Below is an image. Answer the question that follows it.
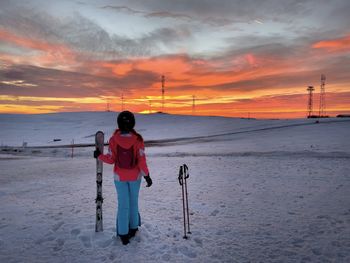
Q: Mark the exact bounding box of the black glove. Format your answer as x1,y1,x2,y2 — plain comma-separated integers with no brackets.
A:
144,175,152,187
93,148,101,159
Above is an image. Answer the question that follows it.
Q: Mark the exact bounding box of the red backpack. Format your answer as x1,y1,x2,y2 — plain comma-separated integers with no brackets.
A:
116,144,137,169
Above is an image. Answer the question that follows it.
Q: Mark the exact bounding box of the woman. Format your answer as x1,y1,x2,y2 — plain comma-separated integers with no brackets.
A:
94,111,152,245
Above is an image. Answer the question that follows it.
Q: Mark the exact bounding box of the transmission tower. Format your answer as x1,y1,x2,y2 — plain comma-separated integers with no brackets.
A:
161,75,165,112
192,95,196,115
319,74,326,117
121,92,125,111
307,86,315,118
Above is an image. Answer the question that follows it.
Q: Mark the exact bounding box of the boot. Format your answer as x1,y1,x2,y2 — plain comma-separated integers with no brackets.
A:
128,228,138,238
119,234,129,245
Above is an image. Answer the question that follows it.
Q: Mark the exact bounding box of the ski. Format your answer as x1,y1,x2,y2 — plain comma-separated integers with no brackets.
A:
95,131,104,232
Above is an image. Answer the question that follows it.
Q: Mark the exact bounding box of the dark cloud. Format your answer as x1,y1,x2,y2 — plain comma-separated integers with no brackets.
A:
0,64,158,97
121,0,312,22
145,11,192,20
101,4,233,26
100,5,145,16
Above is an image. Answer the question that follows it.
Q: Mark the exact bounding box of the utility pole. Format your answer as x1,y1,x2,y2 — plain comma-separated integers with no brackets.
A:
106,99,110,112
161,75,165,112
192,95,196,115
121,92,125,111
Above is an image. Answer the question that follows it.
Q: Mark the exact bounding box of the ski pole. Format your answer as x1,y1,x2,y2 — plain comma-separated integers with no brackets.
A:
178,165,187,239
183,164,191,234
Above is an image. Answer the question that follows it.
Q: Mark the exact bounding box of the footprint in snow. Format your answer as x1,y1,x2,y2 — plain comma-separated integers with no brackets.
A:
35,234,56,245
52,221,65,232
311,248,322,256
79,235,92,248
331,241,341,247
96,237,113,248
161,253,171,261
53,238,65,252
194,237,203,247
210,210,219,216
336,184,343,190
71,228,81,236
179,245,197,258
291,238,305,248
144,223,152,230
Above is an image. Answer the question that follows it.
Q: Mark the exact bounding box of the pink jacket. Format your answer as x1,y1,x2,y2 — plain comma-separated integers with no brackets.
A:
98,130,149,181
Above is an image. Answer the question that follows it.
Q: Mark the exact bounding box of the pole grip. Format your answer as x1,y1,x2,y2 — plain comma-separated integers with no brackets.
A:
178,165,183,185
183,164,189,179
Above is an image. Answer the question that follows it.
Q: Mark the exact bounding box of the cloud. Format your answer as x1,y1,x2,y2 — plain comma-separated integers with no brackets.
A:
114,0,314,23
145,11,192,20
0,28,78,69
0,7,194,60
100,5,145,15
101,4,234,26
0,64,158,98
0,80,37,87
0,0,349,116
101,5,192,21
312,34,350,52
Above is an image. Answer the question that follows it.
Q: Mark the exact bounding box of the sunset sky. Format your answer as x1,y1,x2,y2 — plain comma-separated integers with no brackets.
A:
1,0,350,118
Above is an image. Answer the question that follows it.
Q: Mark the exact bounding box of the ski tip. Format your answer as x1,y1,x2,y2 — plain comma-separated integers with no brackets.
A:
95,130,104,136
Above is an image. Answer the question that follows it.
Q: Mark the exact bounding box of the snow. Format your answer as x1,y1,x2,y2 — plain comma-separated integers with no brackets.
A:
0,112,330,147
0,112,350,262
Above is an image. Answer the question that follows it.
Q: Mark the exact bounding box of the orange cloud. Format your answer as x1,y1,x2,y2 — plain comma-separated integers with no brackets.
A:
312,35,350,52
2,28,350,118
100,51,296,94
0,29,77,69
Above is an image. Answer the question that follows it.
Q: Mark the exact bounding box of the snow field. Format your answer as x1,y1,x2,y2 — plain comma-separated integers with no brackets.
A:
0,152,349,262
0,113,350,262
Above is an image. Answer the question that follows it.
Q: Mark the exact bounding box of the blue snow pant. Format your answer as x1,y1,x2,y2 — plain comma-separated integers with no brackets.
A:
114,179,141,235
